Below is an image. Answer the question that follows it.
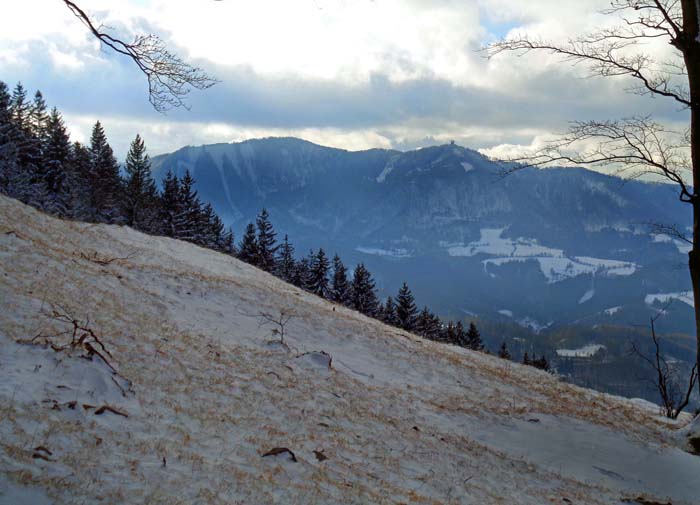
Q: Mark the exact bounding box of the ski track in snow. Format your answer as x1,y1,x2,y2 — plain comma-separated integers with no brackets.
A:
0,195,698,505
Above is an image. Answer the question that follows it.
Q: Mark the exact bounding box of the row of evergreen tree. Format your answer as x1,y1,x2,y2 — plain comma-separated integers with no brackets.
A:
234,208,486,349
0,80,556,364
0,81,234,255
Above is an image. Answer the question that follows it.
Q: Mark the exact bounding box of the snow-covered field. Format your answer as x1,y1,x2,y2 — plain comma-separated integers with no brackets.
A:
556,344,606,358
645,291,695,308
447,228,639,283
1,195,699,504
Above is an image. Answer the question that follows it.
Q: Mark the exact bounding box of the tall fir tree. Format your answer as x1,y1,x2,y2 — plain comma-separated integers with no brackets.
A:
0,81,19,195
395,282,418,331
30,91,49,148
175,170,202,243
381,296,398,326
237,222,258,264
9,83,42,204
292,255,311,289
41,108,71,215
498,342,511,360
308,248,330,298
255,208,277,271
275,234,296,282
159,170,181,237
89,121,123,223
465,322,484,351
123,134,158,232
415,306,441,341
66,141,92,220
330,254,350,305
350,263,379,317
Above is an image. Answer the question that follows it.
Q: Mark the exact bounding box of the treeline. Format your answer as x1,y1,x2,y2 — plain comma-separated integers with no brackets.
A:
0,80,496,354
235,208,486,349
0,81,234,254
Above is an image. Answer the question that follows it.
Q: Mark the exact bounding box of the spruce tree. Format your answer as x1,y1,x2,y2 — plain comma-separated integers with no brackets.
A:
0,81,19,195
292,255,311,289
522,352,531,366
159,170,180,237
454,321,468,347
237,222,258,264
174,170,202,243
415,307,442,341
395,282,418,331
498,342,511,360
89,121,123,223
9,83,42,204
30,91,49,148
308,248,330,298
41,107,71,215
275,234,296,282
350,263,379,317
330,254,350,305
255,208,277,271
66,141,92,220
465,322,484,351
443,321,457,345
381,296,398,326
123,134,158,232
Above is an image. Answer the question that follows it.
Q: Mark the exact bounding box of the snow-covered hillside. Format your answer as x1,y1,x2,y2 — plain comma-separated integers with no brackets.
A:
1,195,699,504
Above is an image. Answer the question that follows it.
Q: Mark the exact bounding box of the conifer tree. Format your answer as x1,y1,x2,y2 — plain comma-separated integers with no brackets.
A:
255,208,277,272
123,134,158,231
498,342,511,360
275,234,296,282
454,321,468,347
41,107,71,215
0,81,20,195
30,91,49,148
330,254,350,305
237,222,258,264
308,248,330,298
465,322,484,351
292,255,311,289
159,170,180,237
350,263,379,317
522,352,531,366
395,282,418,331
9,83,42,204
89,121,123,223
175,170,202,243
381,296,398,326
66,141,92,220
443,321,457,345
200,202,223,249
417,308,442,341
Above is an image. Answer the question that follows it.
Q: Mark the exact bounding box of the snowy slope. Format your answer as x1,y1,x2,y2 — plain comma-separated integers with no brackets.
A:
1,195,699,505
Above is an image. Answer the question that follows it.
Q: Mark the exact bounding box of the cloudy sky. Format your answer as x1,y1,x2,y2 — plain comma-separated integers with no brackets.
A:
0,0,689,159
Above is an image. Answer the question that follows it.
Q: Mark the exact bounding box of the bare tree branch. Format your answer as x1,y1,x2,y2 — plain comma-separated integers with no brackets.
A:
61,0,217,112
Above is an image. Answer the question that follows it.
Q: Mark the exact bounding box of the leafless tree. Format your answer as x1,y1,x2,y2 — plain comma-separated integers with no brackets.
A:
60,0,217,112
257,309,296,346
630,310,697,419
487,0,700,396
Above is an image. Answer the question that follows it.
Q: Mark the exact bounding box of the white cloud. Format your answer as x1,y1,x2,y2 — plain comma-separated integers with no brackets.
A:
0,0,691,160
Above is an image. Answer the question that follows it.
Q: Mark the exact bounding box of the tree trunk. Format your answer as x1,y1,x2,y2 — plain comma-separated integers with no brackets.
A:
682,0,700,395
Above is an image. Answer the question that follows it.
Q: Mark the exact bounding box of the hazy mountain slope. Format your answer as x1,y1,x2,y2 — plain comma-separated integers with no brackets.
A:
1,195,698,504
151,138,694,339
